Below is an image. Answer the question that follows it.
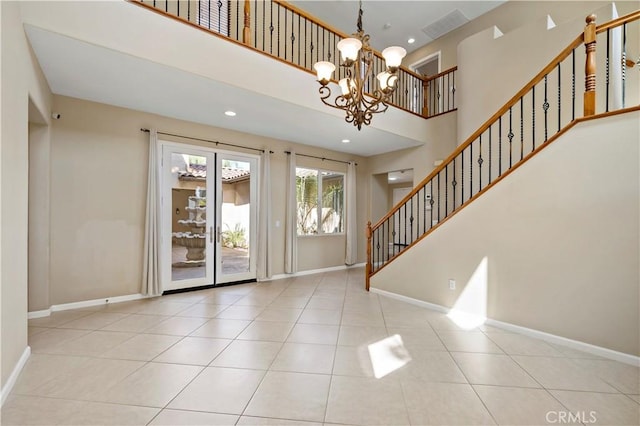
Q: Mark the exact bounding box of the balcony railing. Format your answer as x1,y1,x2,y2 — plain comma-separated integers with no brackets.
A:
366,11,640,288
130,0,457,119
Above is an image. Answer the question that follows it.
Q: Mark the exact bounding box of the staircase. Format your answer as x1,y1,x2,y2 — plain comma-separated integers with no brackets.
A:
366,10,640,289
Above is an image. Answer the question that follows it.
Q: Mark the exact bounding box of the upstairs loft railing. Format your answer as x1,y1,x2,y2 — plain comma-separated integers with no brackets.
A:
129,0,457,119
366,11,640,289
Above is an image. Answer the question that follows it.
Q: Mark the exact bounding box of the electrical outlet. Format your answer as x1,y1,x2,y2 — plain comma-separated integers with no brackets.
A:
449,279,456,290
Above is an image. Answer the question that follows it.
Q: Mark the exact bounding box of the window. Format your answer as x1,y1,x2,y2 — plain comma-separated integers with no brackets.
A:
296,167,344,235
198,0,229,36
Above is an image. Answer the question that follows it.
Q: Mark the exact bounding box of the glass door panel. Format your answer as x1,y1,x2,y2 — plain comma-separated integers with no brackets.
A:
217,154,257,283
163,146,215,291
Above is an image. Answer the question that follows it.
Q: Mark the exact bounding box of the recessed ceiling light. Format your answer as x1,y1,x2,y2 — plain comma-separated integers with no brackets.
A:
341,139,350,143
407,38,415,44
388,176,398,181
224,111,236,117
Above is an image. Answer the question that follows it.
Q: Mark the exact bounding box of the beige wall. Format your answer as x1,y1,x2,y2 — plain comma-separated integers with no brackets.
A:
1,1,53,389
404,1,630,71
456,3,633,144
49,95,368,305
28,121,52,312
367,111,457,223
371,111,640,356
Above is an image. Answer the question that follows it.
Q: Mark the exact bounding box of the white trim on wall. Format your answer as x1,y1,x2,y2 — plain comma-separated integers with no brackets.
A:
370,287,640,367
1,346,31,406
27,293,151,319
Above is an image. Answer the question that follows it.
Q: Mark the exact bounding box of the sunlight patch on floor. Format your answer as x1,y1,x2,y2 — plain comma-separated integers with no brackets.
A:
367,334,411,379
447,256,488,330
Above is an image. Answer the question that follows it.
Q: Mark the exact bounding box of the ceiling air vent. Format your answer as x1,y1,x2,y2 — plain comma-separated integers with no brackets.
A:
421,9,469,40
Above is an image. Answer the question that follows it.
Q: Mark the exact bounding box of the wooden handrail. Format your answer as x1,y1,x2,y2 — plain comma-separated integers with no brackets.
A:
424,66,458,83
369,105,640,278
371,33,584,230
128,0,431,117
596,9,640,33
368,10,640,284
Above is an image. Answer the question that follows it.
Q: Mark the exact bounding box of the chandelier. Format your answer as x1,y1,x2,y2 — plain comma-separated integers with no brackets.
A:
313,1,406,130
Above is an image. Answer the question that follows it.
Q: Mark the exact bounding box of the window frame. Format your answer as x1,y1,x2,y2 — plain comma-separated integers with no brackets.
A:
295,167,345,237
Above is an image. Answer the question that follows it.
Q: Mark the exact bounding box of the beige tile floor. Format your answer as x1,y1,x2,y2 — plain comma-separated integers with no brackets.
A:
3,268,639,425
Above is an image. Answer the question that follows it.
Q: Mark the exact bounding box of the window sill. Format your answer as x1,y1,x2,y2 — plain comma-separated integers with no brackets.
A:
297,233,345,238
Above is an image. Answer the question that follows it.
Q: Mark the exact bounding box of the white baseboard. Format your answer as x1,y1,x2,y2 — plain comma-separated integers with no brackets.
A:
27,293,150,319
1,346,31,406
370,287,640,367
264,262,366,282
370,287,449,314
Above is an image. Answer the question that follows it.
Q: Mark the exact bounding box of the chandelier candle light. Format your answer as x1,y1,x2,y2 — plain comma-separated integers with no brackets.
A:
313,1,406,130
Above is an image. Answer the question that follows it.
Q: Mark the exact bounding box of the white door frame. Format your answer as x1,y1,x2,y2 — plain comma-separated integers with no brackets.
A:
159,141,260,291
409,51,442,114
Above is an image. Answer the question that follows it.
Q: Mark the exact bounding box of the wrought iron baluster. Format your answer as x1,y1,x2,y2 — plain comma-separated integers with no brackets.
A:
452,158,457,211
508,107,514,168
297,15,301,67
207,0,211,29
622,23,627,107
269,1,273,54
452,70,456,109
252,0,256,46
606,29,610,112
290,11,296,63
176,0,179,18
277,3,281,58
469,141,473,199
520,97,524,161
532,85,536,150
429,180,434,228
478,134,483,193
445,164,448,216
385,219,393,260
187,0,190,21
403,204,407,248
220,0,224,34
557,63,561,133
284,6,287,60
543,74,549,141
488,126,492,184
461,150,465,203
572,49,576,120
375,227,379,271
437,172,441,222
499,116,503,176
422,186,427,234
410,197,414,244
262,1,265,51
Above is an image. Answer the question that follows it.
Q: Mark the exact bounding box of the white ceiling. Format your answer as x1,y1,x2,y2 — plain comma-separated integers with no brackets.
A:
22,1,504,158
25,25,425,157
290,1,504,53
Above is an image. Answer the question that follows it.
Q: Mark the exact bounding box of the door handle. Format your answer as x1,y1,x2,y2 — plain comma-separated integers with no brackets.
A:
210,226,214,244
216,226,221,243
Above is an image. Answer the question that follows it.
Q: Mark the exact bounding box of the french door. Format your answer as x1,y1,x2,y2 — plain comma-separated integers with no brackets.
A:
161,142,258,291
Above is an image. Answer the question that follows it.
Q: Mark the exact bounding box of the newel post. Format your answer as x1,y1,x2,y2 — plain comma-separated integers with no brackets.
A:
365,221,372,291
243,1,251,46
422,79,429,117
583,14,597,116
